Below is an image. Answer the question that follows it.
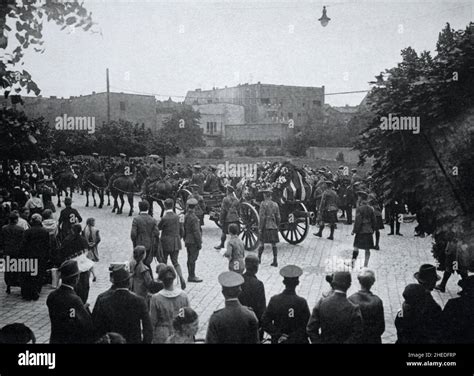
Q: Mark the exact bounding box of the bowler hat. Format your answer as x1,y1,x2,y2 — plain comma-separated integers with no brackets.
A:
218,271,244,288
112,268,131,284
414,264,440,283
59,260,80,279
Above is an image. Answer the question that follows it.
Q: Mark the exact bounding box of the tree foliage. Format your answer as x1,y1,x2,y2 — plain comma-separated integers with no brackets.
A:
1,0,95,96
157,108,205,151
355,23,474,253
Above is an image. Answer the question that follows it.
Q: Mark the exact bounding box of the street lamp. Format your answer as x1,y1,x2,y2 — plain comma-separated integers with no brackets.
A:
318,6,330,27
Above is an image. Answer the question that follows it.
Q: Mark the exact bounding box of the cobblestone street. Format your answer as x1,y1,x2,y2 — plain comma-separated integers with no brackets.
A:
0,194,462,343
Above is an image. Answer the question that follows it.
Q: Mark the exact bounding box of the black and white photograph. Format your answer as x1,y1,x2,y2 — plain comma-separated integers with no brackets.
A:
0,0,473,373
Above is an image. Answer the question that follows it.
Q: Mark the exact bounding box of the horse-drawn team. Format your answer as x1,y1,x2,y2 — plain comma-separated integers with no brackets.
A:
0,152,387,257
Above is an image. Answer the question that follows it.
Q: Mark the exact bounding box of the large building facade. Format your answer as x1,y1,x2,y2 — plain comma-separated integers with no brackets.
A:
1,92,158,132
185,82,325,141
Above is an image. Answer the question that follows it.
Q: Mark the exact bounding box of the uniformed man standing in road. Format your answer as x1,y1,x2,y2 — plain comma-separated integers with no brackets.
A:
188,184,205,226
314,180,338,240
190,164,205,194
257,188,281,267
206,271,259,344
261,265,310,344
184,198,203,283
215,185,240,250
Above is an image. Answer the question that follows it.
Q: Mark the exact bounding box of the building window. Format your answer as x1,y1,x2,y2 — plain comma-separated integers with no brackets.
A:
120,101,126,111
206,122,210,133
261,98,270,105
313,100,321,106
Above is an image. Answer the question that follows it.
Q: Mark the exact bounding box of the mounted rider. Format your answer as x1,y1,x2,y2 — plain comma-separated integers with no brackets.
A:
147,154,164,181
53,151,73,179
204,165,221,193
190,164,205,194
108,153,131,190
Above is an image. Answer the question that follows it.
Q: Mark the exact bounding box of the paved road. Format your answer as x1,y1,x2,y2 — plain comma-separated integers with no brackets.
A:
0,194,461,343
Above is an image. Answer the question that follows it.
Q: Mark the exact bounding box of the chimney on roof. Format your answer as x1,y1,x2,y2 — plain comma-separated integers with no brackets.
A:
92,91,96,94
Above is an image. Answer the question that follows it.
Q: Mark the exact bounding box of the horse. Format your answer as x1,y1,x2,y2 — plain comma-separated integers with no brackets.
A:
109,172,144,216
54,170,77,207
142,173,183,217
83,171,107,208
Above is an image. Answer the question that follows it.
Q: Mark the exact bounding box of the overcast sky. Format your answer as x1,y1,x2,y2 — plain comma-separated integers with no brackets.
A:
15,0,474,106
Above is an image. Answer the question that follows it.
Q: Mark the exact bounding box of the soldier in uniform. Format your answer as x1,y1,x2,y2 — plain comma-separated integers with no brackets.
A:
257,189,281,267
261,265,310,344
188,184,205,226
148,155,163,180
190,164,205,194
184,198,203,283
206,271,259,344
54,151,71,179
204,165,221,193
215,186,240,250
314,180,338,240
108,153,130,191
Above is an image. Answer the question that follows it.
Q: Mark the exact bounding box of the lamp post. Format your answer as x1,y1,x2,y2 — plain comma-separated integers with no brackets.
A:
319,6,331,27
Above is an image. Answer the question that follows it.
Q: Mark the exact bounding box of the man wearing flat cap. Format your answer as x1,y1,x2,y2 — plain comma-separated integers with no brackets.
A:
307,271,363,343
215,185,240,250
46,260,93,344
314,180,338,240
92,267,152,344
261,265,310,344
184,198,203,282
206,271,259,343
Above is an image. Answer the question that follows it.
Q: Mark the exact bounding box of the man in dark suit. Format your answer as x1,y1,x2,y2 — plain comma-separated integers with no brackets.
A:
92,268,152,344
238,254,266,339
261,265,310,344
184,198,202,283
348,268,385,343
131,200,160,269
158,198,186,289
46,260,93,344
206,271,259,344
307,271,363,343
442,276,474,343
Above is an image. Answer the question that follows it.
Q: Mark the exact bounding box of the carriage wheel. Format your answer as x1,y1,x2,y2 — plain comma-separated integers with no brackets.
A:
280,202,309,245
175,189,191,214
239,202,260,251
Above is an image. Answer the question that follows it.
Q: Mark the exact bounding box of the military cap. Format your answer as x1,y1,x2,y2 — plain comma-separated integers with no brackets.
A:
193,164,201,169
338,165,344,170
108,262,128,272
119,153,127,158
59,151,66,156
149,154,159,159
186,198,198,206
280,265,303,278
92,152,99,157
351,168,357,172
324,180,334,186
258,188,272,194
317,169,326,173
218,271,244,288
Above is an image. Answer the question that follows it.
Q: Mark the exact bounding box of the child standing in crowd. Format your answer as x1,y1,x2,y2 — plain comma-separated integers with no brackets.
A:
222,223,245,274
83,218,101,282
129,245,154,303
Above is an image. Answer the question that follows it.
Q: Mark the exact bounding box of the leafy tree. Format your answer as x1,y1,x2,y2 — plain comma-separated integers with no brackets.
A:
157,108,205,151
0,108,52,162
1,0,95,96
355,23,474,264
